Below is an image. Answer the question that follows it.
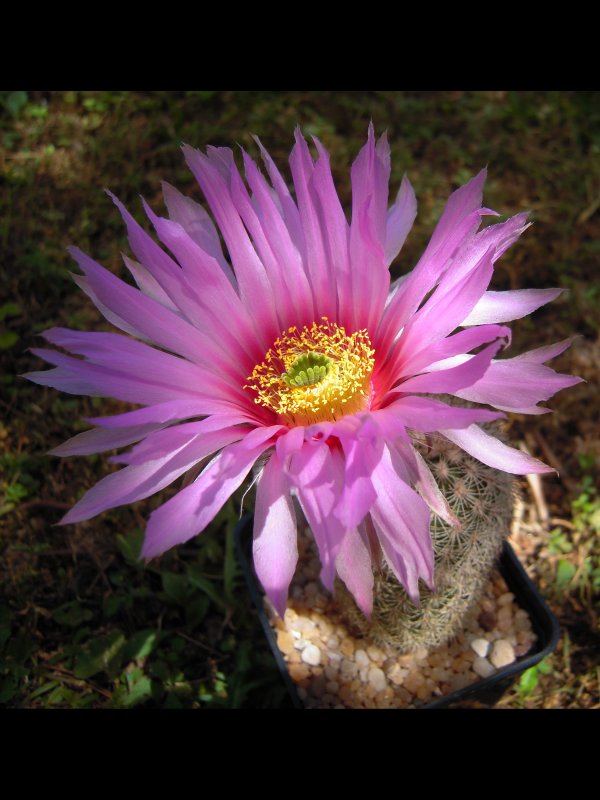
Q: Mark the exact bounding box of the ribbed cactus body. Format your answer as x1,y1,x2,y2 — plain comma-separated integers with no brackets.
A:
336,430,515,652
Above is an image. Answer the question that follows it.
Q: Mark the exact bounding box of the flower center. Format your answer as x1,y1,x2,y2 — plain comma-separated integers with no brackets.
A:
246,317,375,425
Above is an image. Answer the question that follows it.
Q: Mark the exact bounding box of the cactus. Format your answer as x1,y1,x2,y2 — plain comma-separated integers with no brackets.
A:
335,427,515,652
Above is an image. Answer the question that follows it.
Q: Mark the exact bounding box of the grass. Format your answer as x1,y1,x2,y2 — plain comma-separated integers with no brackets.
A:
0,91,598,708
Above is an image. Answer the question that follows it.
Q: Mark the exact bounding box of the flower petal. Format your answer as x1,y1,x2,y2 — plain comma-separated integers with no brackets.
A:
60,423,248,525
141,426,283,559
334,415,384,528
440,424,554,474
335,525,374,618
369,445,434,603
253,451,298,617
385,174,417,267
161,180,234,284
378,396,505,432
49,422,167,457
462,288,563,326
288,441,347,591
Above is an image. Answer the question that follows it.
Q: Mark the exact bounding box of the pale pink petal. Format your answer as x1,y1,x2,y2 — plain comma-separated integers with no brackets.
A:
40,327,247,405
369,446,434,603
85,400,232,428
440,425,554,474
389,339,503,397
228,160,298,327
289,129,336,319
349,126,390,331
107,192,210,328
252,135,304,255
49,422,167,457
333,415,384,528
114,417,253,465
399,323,511,377
392,439,460,527
253,451,298,617
275,425,306,464
143,205,263,366
242,149,314,326
60,424,247,525
378,396,505,432
455,356,583,410
311,137,352,324
28,347,242,413
462,288,563,326
288,441,347,591
377,168,490,349
508,336,579,364
122,255,180,312
335,526,374,618
350,123,390,247
68,247,237,373
385,174,417,266
161,180,235,284
141,426,282,559
183,144,279,349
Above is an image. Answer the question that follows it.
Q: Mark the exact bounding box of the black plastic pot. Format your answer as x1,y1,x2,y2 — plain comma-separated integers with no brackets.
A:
234,513,560,709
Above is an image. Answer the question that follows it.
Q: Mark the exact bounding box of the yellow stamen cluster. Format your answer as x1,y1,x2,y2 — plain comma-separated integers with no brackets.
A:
246,317,375,425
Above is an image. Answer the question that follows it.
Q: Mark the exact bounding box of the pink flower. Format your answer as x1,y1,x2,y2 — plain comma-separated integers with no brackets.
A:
26,126,581,618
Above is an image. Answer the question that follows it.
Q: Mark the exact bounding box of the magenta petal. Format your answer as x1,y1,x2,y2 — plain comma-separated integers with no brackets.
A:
391,339,503,397
508,336,579,364
385,174,417,266
334,416,384,528
399,324,511,377
252,135,304,255
242,149,315,326
182,144,279,348
114,417,252,465
440,425,554,474
141,426,282,559
253,451,298,617
68,247,234,372
392,439,460,527
462,288,563,326
369,446,434,603
123,255,179,312
379,396,505,432
85,400,222,428
335,527,374,618
161,180,234,284
289,129,336,320
310,137,352,323
455,354,583,411
275,425,306,464
49,422,167,457
60,423,248,525
288,441,346,591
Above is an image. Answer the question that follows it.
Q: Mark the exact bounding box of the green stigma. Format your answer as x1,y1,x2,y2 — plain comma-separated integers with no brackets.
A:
282,351,332,387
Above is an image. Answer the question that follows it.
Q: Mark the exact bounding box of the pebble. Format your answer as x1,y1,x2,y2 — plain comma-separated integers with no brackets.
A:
340,638,355,657
489,639,516,668
270,525,538,709
470,638,490,658
472,657,495,678
277,630,294,655
355,649,369,669
301,644,321,666
368,666,387,692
